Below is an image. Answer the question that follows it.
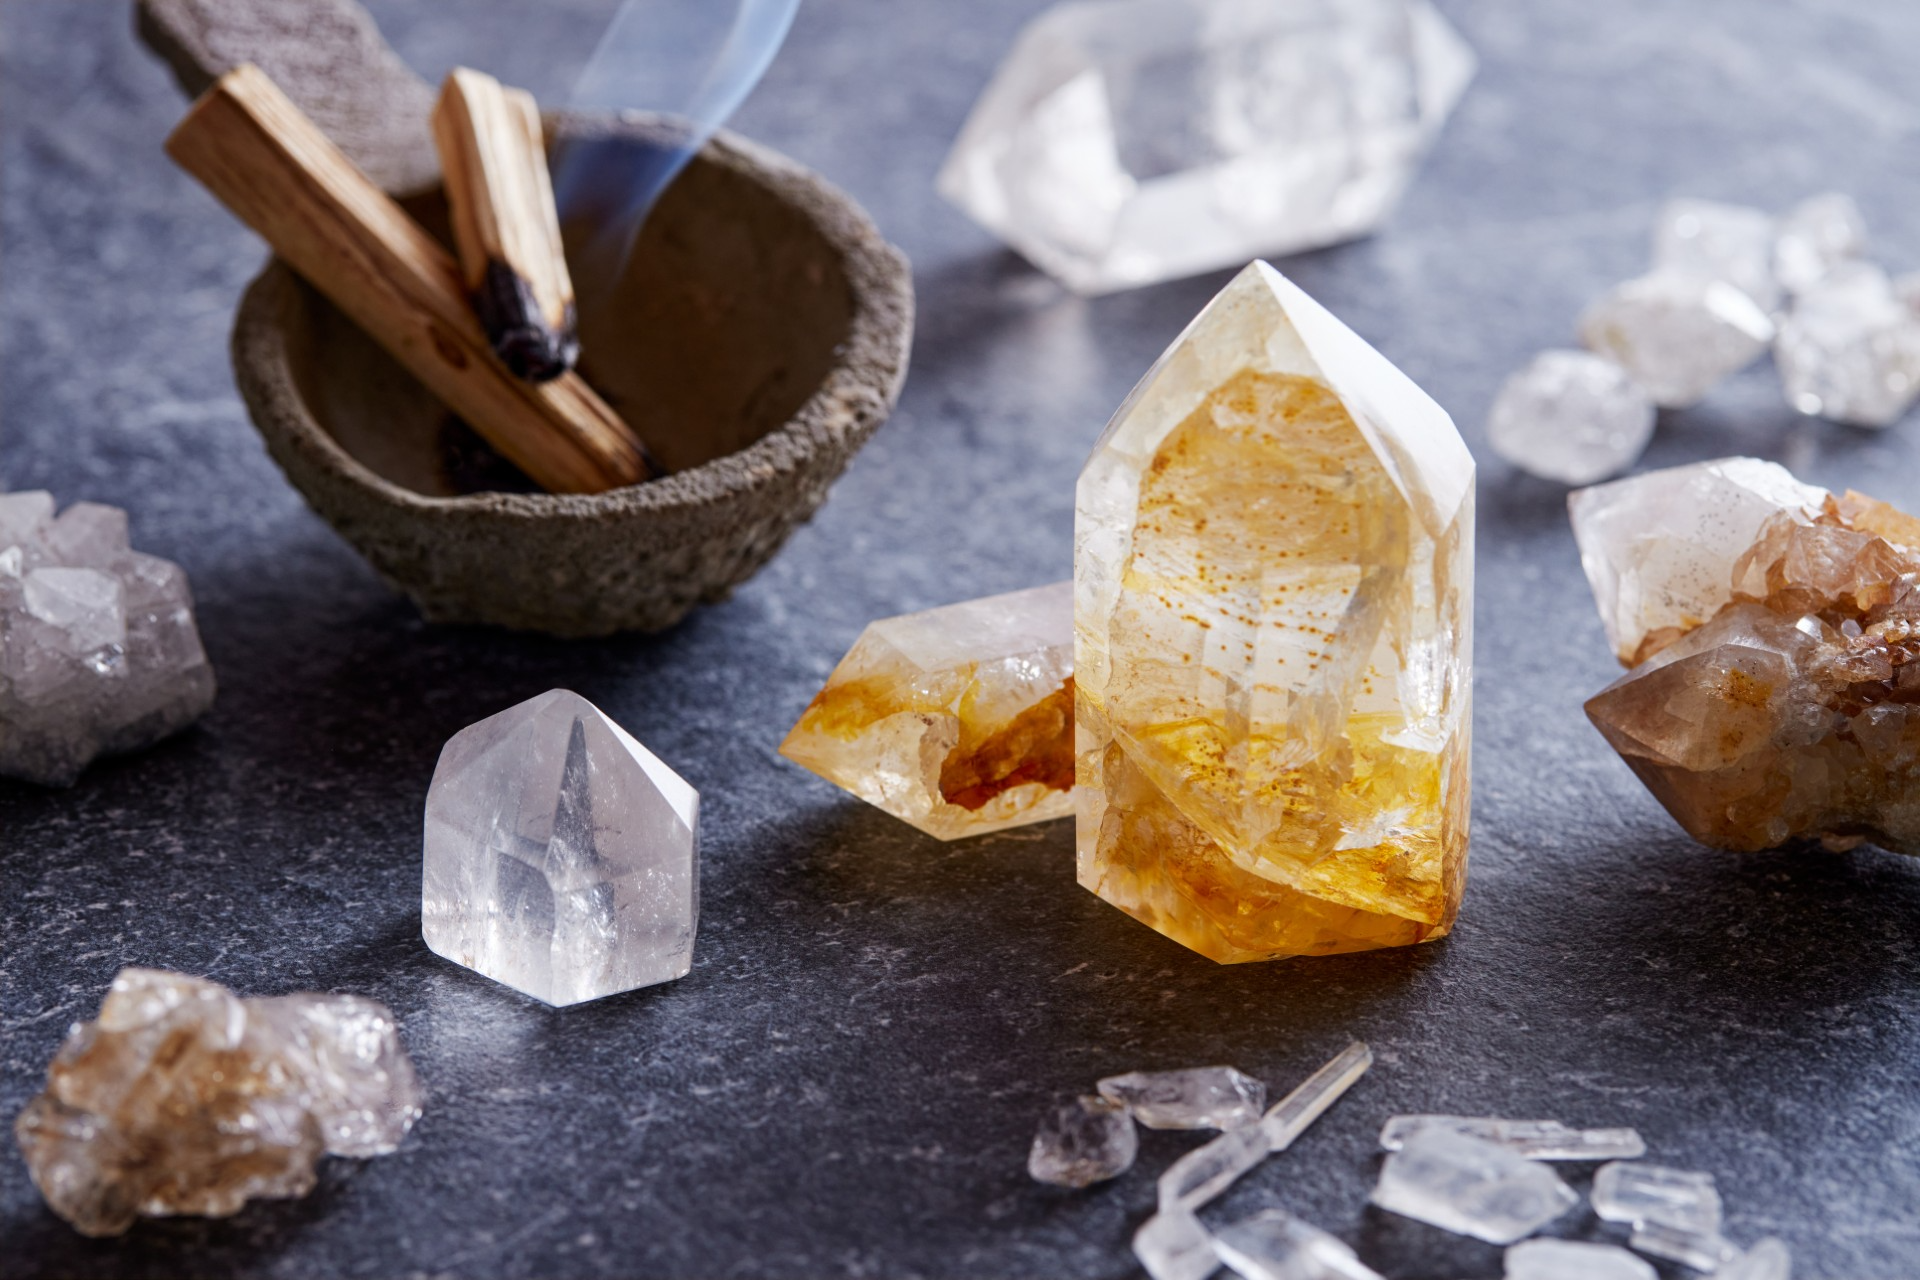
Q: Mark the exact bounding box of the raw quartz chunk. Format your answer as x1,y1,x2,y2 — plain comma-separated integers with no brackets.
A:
1097,1066,1265,1130
1486,350,1656,485
1577,271,1774,408
1075,262,1473,965
1717,1238,1794,1280
1214,1207,1385,1280
1774,262,1920,428
1369,1128,1577,1244
1135,1207,1220,1280
1629,1221,1741,1271
1379,1115,1645,1161
0,491,215,786
1592,1161,1722,1234
1028,1095,1138,1187
1653,198,1780,311
1773,192,1868,297
780,582,1073,840
1504,1239,1655,1280
13,968,420,1237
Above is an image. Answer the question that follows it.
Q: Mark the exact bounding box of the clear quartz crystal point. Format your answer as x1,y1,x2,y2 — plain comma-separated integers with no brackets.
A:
1263,1041,1373,1152
1075,262,1473,963
780,582,1073,840
1577,271,1775,408
1774,262,1920,428
1135,1207,1221,1280
1158,1122,1271,1211
1716,1238,1793,1280
1097,1066,1266,1130
1654,198,1780,310
422,689,699,1007
1379,1115,1646,1160
0,491,216,786
937,0,1475,294
1504,1239,1656,1280
1568,457,1829,666
1486,350,1656,485
1028,1094,1138,1186
1774,192,1867,297
1628,1221,1741,1271
1592,1162,1722,1234
1214,1207,1385,1280
1369,1128,1578,1244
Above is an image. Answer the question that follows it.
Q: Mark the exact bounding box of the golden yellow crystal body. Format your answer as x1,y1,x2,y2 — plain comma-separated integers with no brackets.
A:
1074,263,1474,963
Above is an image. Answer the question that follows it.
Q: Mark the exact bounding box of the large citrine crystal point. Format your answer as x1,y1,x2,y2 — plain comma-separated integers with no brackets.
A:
1074,262,1474,964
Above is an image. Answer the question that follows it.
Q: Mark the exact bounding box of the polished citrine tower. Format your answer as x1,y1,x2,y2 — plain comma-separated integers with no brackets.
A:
1075,262,1473,962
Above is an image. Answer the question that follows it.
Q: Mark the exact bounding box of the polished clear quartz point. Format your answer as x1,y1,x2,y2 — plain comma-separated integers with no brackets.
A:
1487,350,1655,485
1097,1066,1265,1130
1028,1094,1138,1186
938,0,1474,294
1158,1122,1270,1212
1775,262,1920,428
1592,1161,1721,1234
1263,1041,1373,1152
1214,1208,1384,1280
1774,192,1867,296
1578,271,1774,408
1379,1115,1645,1161
422,689,700,1006
1370,1128,1578,1244
1715,1239,1793,1280
1654,198,1780,310
1628,1220,1741,1271
1504,1239,1656,1280
1135,1207,1221,1280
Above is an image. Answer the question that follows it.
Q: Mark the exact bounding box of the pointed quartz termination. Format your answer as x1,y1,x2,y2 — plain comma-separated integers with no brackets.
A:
1578,271,1774,409
1629,1221,1741,1271
1370,1128,1578,1244
1214,1208,1385,1280
13,968,420,1237
1097,1066,1265,1130
1774,262,1920,428
937,0,1475,294
1075,262,1473,963
1379,1115,1646,1161
1716,1239,1794,1280
1486,350,1655,486
1505,1239,1655,1280
780,582,1074,840
422,689,699,1006
1654,198,1780,311
1135,1207,1220,1280
1028,1095,1138,1187
1592,1162,1721,1234
1263,1040,1373,1152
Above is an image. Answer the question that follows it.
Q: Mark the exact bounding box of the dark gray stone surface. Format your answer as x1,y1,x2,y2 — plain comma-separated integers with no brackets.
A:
4,1,1919,1276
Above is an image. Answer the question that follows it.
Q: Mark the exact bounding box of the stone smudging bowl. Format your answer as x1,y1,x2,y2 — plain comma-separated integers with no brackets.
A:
229,122,912,635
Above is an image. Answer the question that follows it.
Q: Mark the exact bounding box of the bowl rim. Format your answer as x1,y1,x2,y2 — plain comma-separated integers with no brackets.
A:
232,119,913,524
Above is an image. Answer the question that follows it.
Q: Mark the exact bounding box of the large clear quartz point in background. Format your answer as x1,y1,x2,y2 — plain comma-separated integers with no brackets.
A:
1653,198,1780,311
0,491,216,786
1486,349,1656,485
1504,1239,1655,1280
423,689,699,1006
1214,1207,1385,1280
1369,1128,1577,1243
780,582,1073,840
1028,1094,1138,1186
1075,262,1473,964
13,968,420,1237
1379,1115,1645,1160
937,0,1475,294
1097,1065,1265,1130
1577,272,1774,408
1774,262,1920,428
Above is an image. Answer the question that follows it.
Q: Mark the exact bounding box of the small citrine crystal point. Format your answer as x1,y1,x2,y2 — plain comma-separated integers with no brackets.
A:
1074,262,1473,963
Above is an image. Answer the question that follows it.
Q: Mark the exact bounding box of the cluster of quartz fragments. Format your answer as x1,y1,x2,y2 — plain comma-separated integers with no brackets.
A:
1573,457,1920,854
1491,193,1920,485
938,0,1474,294
0,491,216,786
14,968,421,1237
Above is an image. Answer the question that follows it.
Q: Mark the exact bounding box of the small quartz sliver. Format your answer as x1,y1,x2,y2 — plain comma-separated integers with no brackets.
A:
1628,1220,1742,1271
1370,1128,1578,1244
1214,1207,1385,1280
1380,1115,1646,1161
1265,1041,1374,1152
1134,1206,1219,1280
1097,1066,1265,1131
1592,1161,1721,1234
1028,1095,1137,1188
1157,1124,1270,1213
1504,1239,1655,1280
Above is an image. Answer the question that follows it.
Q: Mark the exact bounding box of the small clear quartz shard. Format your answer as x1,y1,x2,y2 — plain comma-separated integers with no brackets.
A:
1264,1041,1373,1152
1379,1115,1646,1160
422,689,699,1007
780,582,1073,840
1654,198,1780,310
937,0,1475,294
1628,1221,1741,1271
1592,1161,1721,1233
1158,1121,1270,1212
12,968,421,1238
1774,192,1867,296
1774,262,1920,428
1028,1094,1138,1187
1578,271,1774,408
1369,1129,1578,1244
1096,1065,1265,1130
1716,1238,1793,1280
1135,1207,1221,1280
1504,1239,1655,1280
1214,1208,1385,1280
0,491,216,786
1487,350,1656,485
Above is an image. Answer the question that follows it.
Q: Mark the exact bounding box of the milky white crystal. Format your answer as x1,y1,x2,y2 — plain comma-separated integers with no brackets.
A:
1486,350,1656,485
937,0,1475,294
1028,1094,1138,1186
780,582,1073,840
1097,1065,1265,1130
1592,1161,1721,1234
1653,198,1780,310
422,689,699,1006
1076,262,1472,964
1774,262,1920,428
1370,1128,1577,1244
1504,1239,1655,1280
1214,1208,1385,1280
1135,1207,1221,1280
1379,1115,1645,1161
1578,272,1774,408
0,491,215,786
1568,457,1828,665
1773,192,1867,297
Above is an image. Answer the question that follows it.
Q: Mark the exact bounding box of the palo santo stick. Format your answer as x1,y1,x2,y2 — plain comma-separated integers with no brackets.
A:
168,64,648,493
432,68,579,382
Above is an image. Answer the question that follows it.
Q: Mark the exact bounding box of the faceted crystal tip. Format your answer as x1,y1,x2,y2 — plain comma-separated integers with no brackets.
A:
1096,1065,1265,1131
423,689,699,1007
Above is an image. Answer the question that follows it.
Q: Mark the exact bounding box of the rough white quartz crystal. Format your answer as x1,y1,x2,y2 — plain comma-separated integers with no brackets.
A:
1774,262,1920,428
1028,1095,1138,1186
1370,1128,1577,1244
1577,271,1774,408
1654,198,1780,310
1380,1115,1645,1161
1567,457,1828,665
937,0,1474,294
1592,1161,1722,1233
1486,350,1657,484
1504,1239,1655,1280
1214,1208,1384,1280
1774,192,1867,297
1098,1066,1265,1130
0,491,215,786
1135,1207,1220,1280
422,689,699,1006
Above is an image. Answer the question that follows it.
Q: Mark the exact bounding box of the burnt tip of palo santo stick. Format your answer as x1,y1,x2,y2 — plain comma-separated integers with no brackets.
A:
433,68,579,383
